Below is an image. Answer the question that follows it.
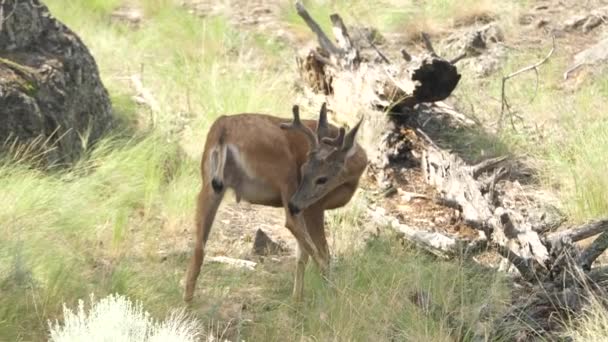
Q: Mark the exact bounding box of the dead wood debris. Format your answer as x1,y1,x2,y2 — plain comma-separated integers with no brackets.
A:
293,0,461,129
291,1,608,338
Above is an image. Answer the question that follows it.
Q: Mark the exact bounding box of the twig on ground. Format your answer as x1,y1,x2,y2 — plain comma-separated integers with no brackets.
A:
207,256,257,270
500,34,555,130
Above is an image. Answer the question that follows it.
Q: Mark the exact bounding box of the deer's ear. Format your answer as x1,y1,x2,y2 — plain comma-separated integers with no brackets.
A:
341,118,362,155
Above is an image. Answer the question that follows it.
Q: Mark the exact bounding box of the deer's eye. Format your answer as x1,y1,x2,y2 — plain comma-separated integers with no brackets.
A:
315,177,328,185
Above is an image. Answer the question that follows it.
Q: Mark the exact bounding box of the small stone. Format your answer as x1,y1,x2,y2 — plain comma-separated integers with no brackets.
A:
252,229,285,256
536,18,550,28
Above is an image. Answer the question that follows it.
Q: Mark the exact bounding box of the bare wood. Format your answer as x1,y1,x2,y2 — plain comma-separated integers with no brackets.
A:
493,243,538,281
207,256,257,270
547,219,608,243
419,129,550,280
449,52,467,65
183,102,368,303
470,155,508,179
312,49,336,68
329,14,354,51
329,14,360,68
579,231,608,270
482,166,509,203
400,48,412,62
421,32,437,56
369,38,391,64
368,206,485,259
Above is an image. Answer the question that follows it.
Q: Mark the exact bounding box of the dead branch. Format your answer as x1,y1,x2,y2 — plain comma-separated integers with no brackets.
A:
312,49,336,68
471,155,509,179
295,0,341,56
294,1,461,123
449,52,467,65
547,219,608,243
329,14,360,68
421,32,437,57
370,39,391,64
367,206,484,259
400,48,412,62
579,231,608,270
500,34,555,129
493,243,539,281
482,166,509,204
329,14,354,51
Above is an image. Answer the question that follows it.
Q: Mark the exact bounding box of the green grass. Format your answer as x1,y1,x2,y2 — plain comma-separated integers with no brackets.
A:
3,0,608,340
280,0,509,42
246,238,509,341
0,133,196,340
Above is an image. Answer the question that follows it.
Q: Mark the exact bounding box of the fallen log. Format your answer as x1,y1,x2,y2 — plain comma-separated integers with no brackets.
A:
418,134,554,281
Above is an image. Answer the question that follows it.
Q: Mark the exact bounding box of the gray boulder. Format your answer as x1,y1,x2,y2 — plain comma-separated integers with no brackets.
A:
0,0,113,165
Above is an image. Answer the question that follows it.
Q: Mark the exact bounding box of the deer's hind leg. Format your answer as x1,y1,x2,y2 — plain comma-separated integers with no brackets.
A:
184,184,225,302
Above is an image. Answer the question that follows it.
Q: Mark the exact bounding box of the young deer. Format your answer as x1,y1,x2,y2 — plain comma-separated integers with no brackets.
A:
184,103,367,302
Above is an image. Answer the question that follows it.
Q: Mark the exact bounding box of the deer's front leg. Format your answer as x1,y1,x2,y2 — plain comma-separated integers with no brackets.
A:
292,242,309,302
281,177,326,270
302,205,329,275
284,206,326,274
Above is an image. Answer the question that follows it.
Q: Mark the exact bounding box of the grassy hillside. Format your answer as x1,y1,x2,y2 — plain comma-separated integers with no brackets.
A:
1,0,608,341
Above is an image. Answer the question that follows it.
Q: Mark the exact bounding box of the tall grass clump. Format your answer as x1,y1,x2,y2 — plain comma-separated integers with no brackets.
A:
0,133,198,340
566,297,608,342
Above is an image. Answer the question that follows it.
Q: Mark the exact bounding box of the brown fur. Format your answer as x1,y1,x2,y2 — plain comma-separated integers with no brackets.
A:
184,110,367,303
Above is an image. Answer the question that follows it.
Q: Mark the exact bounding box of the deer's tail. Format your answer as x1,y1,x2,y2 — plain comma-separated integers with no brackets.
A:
209,127,227,193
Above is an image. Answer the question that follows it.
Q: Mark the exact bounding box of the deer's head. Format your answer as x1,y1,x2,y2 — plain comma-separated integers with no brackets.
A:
280,103,362,215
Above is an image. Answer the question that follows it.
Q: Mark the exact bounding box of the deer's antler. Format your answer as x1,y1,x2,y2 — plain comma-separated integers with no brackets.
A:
281,105,319,149
316,102,331,141
321,127,345,147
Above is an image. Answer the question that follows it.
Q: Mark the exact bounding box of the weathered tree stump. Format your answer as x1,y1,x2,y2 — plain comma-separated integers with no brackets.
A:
293,0,461,129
